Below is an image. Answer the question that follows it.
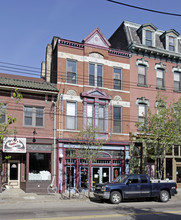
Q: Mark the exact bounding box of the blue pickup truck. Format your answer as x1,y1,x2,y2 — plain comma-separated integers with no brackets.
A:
94,174,177,204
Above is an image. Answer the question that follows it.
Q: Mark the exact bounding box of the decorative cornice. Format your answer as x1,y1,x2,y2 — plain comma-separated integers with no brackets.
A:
108,49,130,58
58,39,130,58
58,39,84,49
129,43,181,62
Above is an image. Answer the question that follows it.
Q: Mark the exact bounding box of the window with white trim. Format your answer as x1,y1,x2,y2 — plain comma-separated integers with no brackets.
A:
0,104,6,124
24,106,44,127
169,36,175,52
138,65,146,86
113,106,122,133
66,102,76,130
98,105,105,131
138,104,147,130
113,68,122,90
174,71,181,91
87,104,94,128
156,68,165,88
67,60,77,84
89,63,103,87
145,30,152,46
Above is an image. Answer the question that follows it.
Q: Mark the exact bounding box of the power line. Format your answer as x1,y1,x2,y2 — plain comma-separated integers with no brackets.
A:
107,0,181,17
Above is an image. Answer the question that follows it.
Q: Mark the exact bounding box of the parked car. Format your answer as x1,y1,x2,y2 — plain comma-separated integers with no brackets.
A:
94,174,177,204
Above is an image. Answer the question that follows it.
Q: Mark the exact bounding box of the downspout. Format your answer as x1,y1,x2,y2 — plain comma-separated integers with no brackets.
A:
51,101,56,187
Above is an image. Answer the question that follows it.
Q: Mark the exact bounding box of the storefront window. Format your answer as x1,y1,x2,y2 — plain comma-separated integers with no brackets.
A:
166,146,173,155
66,166,75,189
174,146,179,156
29,153,51,181
113,167,120,179
166,158,172,180
92,167,100,187
102,168,109,183
65,149,76,157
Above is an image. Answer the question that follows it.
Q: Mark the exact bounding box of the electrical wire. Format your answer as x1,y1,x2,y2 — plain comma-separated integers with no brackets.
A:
107,0,181,17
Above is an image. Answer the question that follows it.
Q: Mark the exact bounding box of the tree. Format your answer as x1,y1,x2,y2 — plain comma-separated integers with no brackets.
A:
135,94,177,179
0,89,22,189
73,125,107,197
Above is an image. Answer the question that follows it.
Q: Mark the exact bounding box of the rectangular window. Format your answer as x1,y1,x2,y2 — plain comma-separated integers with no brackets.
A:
98,105,104,131
66,102,76,130
0,104,6,124
97,65,103,87
113,107,122,133
174,72,181,91
67,60,77,84
113,68,122,90
145,30,152,46
89,63,103,87
87,104,94,127
24,106,44,127
156,68,164,88
36,108,44,126
138,65,146,85
169,36,175,51
138,104,147,129
29,153,51,181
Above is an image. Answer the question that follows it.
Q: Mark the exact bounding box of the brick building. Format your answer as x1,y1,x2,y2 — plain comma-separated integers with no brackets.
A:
0,73,58,193
42,28,130,192
109,21,181,186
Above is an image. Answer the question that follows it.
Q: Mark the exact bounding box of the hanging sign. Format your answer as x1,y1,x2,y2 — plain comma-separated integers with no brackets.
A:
3,137,26,153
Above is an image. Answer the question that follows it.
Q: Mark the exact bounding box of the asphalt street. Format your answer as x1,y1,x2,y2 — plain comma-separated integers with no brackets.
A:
0,190,181,220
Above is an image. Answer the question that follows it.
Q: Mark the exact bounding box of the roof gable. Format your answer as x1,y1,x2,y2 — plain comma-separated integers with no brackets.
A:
161,29,180,38
81,88,111,100
83,27,111,49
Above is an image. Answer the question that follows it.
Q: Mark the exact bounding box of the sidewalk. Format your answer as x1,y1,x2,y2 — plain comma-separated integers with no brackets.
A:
0,188,180,204
0,188,92,204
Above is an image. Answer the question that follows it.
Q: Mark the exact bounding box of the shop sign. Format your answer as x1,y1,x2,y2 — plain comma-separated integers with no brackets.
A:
3,137,26,153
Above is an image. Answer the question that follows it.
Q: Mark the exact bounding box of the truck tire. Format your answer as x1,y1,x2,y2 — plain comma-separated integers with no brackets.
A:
159,190,169,202
110,191,122,204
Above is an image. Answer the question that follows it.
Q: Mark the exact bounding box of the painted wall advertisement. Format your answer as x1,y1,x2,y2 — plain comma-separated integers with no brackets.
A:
3,137,26,153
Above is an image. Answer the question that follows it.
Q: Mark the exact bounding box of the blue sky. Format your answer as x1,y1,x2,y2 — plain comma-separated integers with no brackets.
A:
1,0,181,77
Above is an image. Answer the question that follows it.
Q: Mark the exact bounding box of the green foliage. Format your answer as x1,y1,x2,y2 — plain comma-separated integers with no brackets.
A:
13,88,23,104
4,155,11,160
74,125,106,162
73,125,107,196
135,94,181,178
0,89,22,179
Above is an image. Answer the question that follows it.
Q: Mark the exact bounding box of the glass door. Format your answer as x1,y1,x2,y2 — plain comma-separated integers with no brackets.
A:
92,167,110,187
92,167,100,188
65,166,75,190
8,160,20,188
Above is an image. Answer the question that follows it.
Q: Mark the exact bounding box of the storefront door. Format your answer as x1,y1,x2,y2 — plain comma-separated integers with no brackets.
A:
8,160,20,188
176,164,181,188
92,167,110,188
65,166,75,190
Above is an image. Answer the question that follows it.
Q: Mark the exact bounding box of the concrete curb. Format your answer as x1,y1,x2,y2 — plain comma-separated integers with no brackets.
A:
0,189,180,204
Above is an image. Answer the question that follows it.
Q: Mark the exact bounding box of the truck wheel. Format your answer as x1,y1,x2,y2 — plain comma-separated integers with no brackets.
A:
110,191,122,204
160,190,169,202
